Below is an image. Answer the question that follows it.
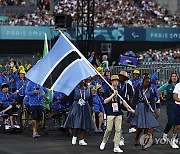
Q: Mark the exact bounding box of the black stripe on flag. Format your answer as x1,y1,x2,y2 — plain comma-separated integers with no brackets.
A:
43,51,81,88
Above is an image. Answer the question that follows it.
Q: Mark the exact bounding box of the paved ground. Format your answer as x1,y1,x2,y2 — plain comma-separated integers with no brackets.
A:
0,105,179,154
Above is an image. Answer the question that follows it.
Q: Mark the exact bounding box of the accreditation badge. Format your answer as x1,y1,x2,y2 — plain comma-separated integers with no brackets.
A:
112,103,119,112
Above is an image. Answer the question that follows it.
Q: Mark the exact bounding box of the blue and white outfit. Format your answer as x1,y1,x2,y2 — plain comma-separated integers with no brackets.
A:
25,81,49,107
132,86,159,128
25,81,49,121
0,91,17,115
130,77,142,90
0,74,10,87
64,86,94,130
16,78,28,104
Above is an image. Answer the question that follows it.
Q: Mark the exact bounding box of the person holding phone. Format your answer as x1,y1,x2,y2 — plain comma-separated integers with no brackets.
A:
25,81,49,138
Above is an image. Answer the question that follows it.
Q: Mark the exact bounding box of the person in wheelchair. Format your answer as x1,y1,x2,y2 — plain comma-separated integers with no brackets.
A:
90,85,105,133
0,83,17,129
51,92,70,127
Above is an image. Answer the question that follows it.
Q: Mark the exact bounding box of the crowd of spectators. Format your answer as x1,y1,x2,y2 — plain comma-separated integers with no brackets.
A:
0,0,28,6
53,0,180,28
94,0,159,28
0,0,54,26
0,0,179,28
139,0,179,28
8,11,55,26
138,47,180,63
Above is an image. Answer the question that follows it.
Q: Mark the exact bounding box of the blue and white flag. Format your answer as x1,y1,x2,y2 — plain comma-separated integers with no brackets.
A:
26,32,97,95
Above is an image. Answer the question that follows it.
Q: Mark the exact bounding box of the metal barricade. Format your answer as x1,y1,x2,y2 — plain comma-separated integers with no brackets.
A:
111,63,180,84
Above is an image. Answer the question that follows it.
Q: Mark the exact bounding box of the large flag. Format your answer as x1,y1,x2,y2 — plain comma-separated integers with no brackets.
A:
25,32,97,95
43,33,49,57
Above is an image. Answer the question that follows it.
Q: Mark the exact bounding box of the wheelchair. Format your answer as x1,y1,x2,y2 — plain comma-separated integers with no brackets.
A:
19,104,32,131
51,108,72,136
0,105,22,133
20,105,49,135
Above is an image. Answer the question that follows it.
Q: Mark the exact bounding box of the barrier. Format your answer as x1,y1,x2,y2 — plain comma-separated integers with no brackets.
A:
0,55,179,85
111,63,180,84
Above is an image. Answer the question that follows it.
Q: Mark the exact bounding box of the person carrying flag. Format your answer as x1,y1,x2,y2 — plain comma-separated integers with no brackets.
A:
100,75,124,153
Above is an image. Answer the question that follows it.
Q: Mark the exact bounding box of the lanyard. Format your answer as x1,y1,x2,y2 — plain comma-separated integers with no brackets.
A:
142,88,154,113
18,80,25,91
79,89,85,100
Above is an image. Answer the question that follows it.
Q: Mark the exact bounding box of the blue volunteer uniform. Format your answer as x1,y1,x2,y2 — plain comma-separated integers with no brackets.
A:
25,81,49,121
0,90,16,115
0,74,10,87
52,91,69,111
92,94,105,113
130,77,142,89
16,78,28,104
25,81,49,107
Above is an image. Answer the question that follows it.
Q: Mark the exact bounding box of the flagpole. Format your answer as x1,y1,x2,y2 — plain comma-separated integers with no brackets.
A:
43,33,49,57
59,30,135,113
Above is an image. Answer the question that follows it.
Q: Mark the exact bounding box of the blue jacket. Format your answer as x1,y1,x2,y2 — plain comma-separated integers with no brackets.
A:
92,94,105,113
10,72,19,91
91,78,103,87
25,81,49,106
16,78,28,96
132,86,158,111
51,92,69,110
23,95,30,106
130,77,142,89
7,73,18,92
0,74,10,86
0,91,16,108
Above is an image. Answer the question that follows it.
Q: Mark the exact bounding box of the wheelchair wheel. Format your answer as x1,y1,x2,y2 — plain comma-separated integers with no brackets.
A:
20,108,30,130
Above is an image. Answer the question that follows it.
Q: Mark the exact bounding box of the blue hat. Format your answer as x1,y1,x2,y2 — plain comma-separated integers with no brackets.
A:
0,66,7,73
151,72,158,83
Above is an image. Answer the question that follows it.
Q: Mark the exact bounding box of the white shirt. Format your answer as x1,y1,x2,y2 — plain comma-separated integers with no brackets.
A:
173,82,180,105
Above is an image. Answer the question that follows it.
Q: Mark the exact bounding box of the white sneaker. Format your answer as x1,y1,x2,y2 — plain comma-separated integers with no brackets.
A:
119,137,125,146
162,133,168,142
129,128,136,133
100,141,106,150
72,136,77,145
79,139,87,146
170,138,179,149
113,147,123,153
